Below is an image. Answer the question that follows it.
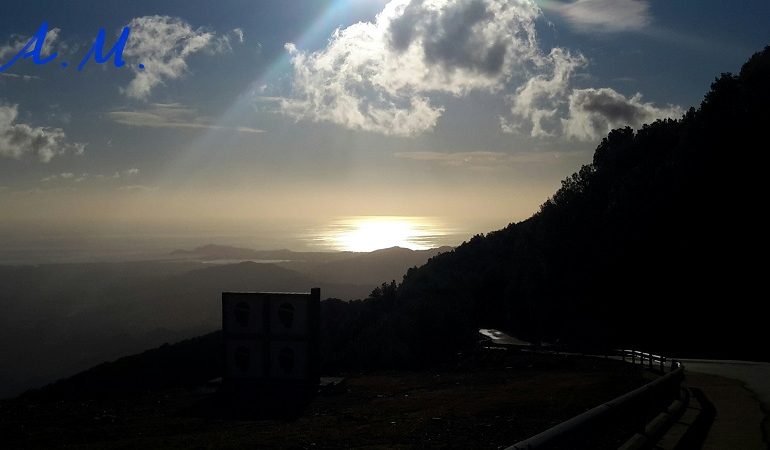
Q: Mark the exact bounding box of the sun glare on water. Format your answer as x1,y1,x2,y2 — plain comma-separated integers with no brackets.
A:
317,216,450,252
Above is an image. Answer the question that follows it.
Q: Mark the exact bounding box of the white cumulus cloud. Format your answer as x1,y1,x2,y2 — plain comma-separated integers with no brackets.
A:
280,0,677,140
281,0,544,136
501,47,586,137
122,16,232,100
0,104,86,162
0,26,62,62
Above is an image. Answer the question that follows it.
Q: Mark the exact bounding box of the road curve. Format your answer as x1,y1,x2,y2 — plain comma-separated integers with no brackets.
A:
679,359,770,408
679,359,770,450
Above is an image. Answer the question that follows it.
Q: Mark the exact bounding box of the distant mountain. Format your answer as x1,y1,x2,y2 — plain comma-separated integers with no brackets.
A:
170,244,280,260
21,331,223,401
169,244,454,289
140,262,372,326
169,244,363,263
169,244,353,262
279,246,453,286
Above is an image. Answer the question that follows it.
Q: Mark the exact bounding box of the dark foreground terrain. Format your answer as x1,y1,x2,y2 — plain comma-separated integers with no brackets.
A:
0,353,648,449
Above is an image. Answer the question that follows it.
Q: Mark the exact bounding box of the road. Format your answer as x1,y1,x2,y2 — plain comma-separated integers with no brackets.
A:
680,359,770,408
679,359,770,450
478,328,532,347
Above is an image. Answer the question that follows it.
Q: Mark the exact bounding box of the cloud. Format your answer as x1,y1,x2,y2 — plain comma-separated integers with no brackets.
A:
42,168,140,183
70,142,86,156
0,104,86,162
108,103,265,134
0,26,62,61
0,72,40,81
208,28,246,54
281,0,543,136
121,16,232,100
499,47,681,140
280,0,677,140
396,150,510,166
501,47,586,137
117,184,157,193
41,172,75,182
562,88,683,140
394,149,586,168
541,0,651,33
108,168,141,180
232,28,244,44
0,27,65,79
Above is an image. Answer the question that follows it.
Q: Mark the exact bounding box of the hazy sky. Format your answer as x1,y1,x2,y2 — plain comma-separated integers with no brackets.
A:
1,0,768,252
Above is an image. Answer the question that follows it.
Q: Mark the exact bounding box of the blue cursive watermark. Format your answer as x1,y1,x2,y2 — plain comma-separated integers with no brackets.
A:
0,22,144,73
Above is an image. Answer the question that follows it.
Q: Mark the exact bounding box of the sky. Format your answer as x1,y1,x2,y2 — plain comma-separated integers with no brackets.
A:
0,0,768,256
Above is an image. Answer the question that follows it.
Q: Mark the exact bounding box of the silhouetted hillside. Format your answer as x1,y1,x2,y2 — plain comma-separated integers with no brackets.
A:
387,46,770,362
21,332,222,401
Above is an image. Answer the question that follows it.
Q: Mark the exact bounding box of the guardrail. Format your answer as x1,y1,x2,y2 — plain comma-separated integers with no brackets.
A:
620,349,678,373
506,350,684,450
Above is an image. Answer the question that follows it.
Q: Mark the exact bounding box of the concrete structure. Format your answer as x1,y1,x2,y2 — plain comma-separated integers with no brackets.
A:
221,288,320,412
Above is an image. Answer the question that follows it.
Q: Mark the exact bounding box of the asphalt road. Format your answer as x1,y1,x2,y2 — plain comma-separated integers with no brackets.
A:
680,359,770,450
679,359,770,408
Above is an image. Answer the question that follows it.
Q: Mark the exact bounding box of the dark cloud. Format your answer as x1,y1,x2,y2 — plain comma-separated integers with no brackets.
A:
388,0,426,51
563,88,682,140
575,89,649,123
389,0,507,76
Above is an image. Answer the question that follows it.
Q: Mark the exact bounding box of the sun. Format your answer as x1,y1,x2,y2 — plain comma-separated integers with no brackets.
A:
322,216,443,252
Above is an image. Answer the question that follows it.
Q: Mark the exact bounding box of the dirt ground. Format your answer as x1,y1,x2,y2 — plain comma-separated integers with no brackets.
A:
0,352,649,449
